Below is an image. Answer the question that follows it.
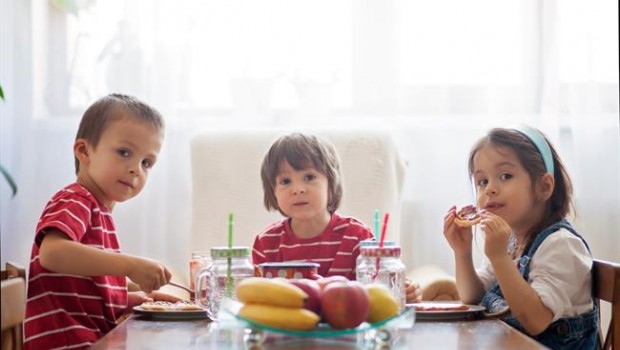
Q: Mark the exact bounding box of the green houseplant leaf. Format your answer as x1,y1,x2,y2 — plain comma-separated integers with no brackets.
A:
0,164,17,197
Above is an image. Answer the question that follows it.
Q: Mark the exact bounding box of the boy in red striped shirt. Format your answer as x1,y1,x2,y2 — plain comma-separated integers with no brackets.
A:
25,94,179,350
252,133,421,302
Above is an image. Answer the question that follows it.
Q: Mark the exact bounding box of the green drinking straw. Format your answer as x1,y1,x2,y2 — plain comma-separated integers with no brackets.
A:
228,212,234,249
373,209,380,240
225,213,234,296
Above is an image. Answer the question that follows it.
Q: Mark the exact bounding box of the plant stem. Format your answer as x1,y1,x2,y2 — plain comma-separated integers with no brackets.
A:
0,164,17,197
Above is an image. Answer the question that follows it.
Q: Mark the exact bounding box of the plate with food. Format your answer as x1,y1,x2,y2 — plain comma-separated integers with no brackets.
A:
133,301,209,320
407,302,485,321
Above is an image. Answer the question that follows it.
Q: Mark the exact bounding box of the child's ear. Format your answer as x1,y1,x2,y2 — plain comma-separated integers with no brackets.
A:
74,139,90,165
537,173,555,202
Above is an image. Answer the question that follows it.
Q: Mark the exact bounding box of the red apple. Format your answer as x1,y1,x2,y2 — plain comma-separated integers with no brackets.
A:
316,275,349,291
289,279,321,315
320,281,370,329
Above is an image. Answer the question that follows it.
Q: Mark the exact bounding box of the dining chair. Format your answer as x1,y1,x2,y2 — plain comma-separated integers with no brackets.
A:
189,128,406,254
0,262,25,281
593,258,620,350
1,262,26,350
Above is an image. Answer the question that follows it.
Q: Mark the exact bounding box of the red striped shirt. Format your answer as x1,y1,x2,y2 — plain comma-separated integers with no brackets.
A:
252,213,373,280
24,183,127,350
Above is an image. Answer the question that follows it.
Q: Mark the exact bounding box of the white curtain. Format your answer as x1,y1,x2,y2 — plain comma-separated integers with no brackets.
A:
1,0,618,281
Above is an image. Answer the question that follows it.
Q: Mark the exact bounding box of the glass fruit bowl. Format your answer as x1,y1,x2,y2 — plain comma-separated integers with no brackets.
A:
220,301,415,347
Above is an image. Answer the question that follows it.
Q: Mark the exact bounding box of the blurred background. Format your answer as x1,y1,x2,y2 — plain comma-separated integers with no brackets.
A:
1,0,618,279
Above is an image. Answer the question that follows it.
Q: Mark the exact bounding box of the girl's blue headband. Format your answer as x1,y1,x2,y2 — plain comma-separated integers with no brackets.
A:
511,125,555,175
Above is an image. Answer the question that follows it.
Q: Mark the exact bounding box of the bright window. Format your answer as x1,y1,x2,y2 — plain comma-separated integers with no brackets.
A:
37,0,618,117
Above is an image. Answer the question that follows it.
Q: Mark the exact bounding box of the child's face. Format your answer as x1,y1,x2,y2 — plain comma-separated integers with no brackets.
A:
76,116,163,209
472,144,544,234
273,160,330,222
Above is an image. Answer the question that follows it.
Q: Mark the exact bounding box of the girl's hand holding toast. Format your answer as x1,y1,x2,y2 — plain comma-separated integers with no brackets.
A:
478,211,512,261
127,256,172,294
443,206,474,256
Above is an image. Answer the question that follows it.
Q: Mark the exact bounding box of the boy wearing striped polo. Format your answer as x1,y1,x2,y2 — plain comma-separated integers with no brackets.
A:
25,94,178,349
251,133,421,304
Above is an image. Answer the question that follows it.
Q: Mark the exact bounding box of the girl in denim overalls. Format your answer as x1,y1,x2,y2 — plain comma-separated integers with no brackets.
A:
443,126,597,350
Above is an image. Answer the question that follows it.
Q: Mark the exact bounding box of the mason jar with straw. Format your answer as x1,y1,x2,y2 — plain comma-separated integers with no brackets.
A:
199,246,254,319
356,213,407,310
196,213,254,320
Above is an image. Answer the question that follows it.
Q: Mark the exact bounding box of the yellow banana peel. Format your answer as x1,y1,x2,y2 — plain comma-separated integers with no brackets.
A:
236,277,307,308
239,303,320,331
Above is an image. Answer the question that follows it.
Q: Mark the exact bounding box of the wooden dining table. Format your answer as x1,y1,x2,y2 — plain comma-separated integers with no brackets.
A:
90,313,548,349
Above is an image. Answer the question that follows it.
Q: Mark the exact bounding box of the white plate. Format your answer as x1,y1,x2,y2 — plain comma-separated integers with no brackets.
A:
133,306,209,320
406,302,486,321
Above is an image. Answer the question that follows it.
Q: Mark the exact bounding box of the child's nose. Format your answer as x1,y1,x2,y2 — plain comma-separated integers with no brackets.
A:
293,185,306,195
485,183,498,196
128,162,142,176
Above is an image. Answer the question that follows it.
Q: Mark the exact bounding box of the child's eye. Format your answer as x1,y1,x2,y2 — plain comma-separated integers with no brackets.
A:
476,179,488,187
500,173,513,181
304,174,317,182
117,149,130,158
142,159,153,169
278,178,291,186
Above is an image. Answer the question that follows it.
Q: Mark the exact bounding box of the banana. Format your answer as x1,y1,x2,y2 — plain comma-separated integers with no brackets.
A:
236,277,307,308
239,303,320,331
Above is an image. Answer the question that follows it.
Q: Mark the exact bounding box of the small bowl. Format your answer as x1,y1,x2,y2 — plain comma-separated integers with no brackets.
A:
258,262,321,280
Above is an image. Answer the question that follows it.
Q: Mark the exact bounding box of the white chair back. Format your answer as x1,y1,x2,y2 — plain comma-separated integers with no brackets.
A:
189,128,406,255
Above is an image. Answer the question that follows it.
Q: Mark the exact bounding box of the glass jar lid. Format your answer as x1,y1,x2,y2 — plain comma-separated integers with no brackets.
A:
359,240,397,248
191,250,210,258
360,246,401,257
210,246,250,259
259,262,320,268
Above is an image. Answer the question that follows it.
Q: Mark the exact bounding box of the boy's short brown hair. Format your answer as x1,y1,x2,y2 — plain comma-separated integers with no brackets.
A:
74,94,164,174
261,133,343,215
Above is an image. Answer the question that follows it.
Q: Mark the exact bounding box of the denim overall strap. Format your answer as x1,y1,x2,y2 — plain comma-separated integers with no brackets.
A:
480,220,599,350
520,220,590,281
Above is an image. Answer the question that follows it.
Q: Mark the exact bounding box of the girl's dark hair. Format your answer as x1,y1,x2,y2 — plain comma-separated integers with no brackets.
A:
74,94,165,174
261,133,343,216
467,127,574,248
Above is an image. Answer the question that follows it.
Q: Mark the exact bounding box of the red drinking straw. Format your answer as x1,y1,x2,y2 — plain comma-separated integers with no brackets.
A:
378,213,389,248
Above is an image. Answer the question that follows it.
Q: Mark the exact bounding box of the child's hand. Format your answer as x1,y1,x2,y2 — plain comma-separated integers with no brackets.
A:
479,210,512,261
147,290,183,303
443,206,474,255
126,256,172,294
127,291,153,309
127,290,183,310
405,279,422,303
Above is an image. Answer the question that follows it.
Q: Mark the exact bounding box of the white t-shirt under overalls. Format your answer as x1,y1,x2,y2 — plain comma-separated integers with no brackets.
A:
477,227,593,322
